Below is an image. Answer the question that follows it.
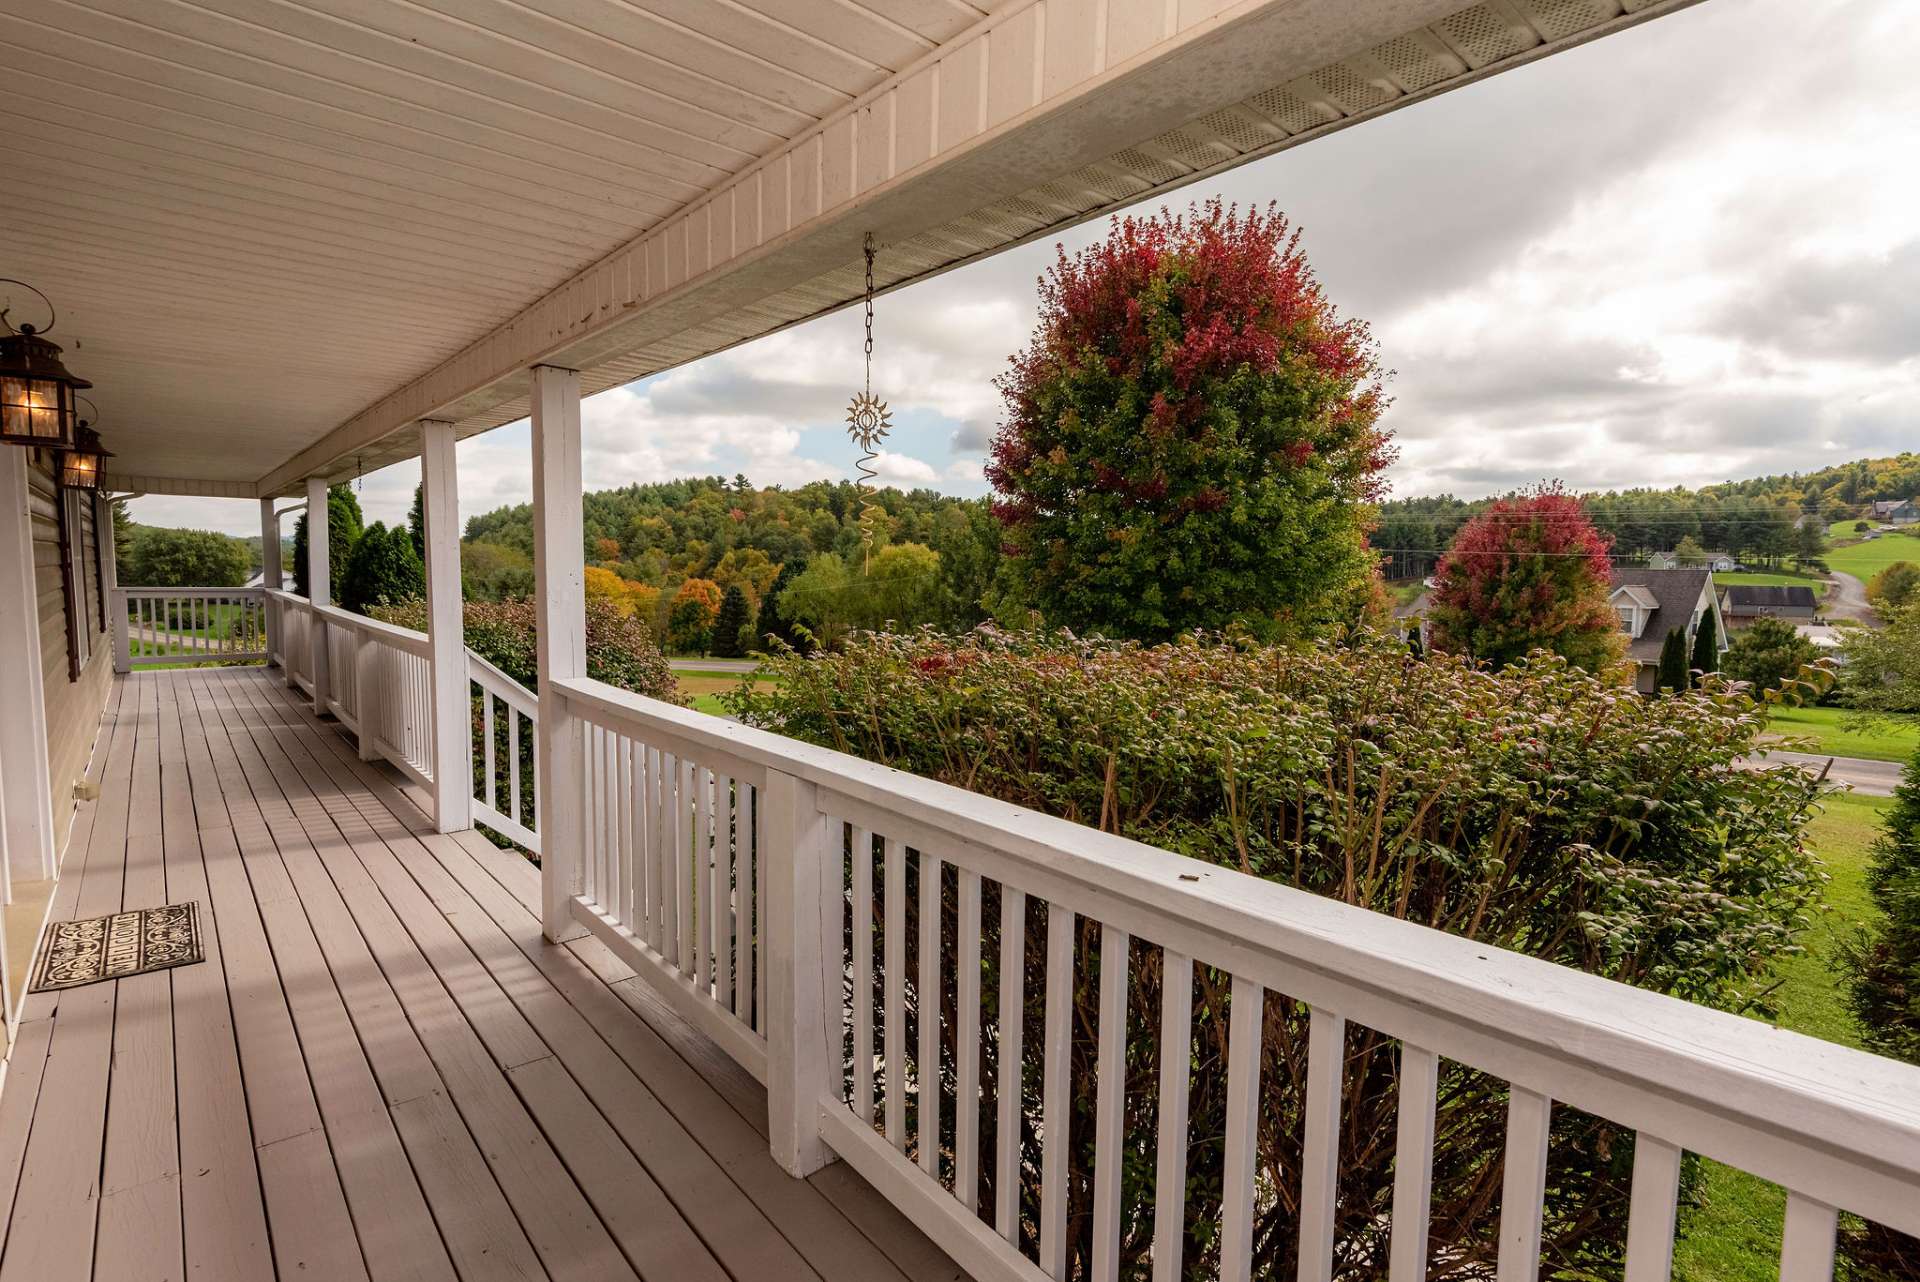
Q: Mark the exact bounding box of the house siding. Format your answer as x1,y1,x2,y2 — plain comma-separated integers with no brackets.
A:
26,451,114,863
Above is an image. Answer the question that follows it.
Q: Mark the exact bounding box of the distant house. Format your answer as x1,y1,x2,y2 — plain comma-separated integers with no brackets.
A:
1795,624,1847,655
1609,568,1724,694
1720,584,1818,625
1648,550,1737,572
1870,498,1918,525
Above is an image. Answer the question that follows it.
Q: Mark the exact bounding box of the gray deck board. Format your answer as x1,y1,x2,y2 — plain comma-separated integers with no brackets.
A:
0,666,967,1282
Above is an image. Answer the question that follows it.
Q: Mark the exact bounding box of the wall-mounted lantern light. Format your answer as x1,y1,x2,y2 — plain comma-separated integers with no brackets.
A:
60,409,112,491
0,279,91,449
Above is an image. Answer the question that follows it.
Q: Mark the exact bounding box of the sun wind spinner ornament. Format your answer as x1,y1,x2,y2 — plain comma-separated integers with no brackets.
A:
846,233,892,572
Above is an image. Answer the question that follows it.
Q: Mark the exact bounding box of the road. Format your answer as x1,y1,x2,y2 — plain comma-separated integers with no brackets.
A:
1751,749,1901,797
667,657,762,674
1823,570,1880,626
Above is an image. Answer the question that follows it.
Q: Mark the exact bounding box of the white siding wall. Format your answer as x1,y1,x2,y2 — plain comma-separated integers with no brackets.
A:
27,452,114,863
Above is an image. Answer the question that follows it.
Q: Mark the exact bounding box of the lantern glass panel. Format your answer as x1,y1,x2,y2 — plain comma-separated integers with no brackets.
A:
61,451,101,489
0,375,70,444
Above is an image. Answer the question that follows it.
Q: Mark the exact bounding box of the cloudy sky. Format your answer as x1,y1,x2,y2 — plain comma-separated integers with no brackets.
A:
135,0,1920,535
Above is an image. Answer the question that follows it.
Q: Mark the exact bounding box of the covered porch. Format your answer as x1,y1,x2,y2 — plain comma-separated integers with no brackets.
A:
0,664,957,1282
3,0,1918,1277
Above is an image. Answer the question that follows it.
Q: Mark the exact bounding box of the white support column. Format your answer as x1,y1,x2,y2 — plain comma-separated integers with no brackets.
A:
354,634,379,762
421,419,471,834
104,491,129,676
532,365,587,943
259,496,281,591
764,768,838,1177
306,476,332,715
258,496,280,670
0,448,56,889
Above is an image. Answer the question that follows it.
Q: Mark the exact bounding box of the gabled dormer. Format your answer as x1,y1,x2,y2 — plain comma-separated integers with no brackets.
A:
1611,584,1658,639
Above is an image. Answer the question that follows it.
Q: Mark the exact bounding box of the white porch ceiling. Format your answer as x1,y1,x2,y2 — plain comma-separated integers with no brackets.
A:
0,0,1701,495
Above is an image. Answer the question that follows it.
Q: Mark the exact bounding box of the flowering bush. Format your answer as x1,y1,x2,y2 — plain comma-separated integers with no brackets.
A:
371,595,677,700
987,201,1393,642
730,628,1826,1279
373,596,678,851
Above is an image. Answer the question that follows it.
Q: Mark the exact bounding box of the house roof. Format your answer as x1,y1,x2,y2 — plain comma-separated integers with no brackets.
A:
1611,584,1658,609
1721,585,1818,611
1608,568,1713,664
1393,591,1432,621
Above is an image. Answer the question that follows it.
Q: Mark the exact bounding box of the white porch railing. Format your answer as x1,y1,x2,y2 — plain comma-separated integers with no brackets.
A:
114,587,268,670
470,649,540,854
266,590,435,789
121,587,1920,1276
264,589,539,853
549,674,1920,1282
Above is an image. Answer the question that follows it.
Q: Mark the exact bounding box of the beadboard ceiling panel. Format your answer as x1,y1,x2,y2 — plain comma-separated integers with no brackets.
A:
0,0,1698,494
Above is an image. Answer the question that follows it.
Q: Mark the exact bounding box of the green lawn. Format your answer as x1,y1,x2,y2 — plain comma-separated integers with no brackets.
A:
675,668,777,717
1825,529,1920,581
1713,570,1828,600
1672,792,1888,1281
1764,705,1920,763
126,602,261,662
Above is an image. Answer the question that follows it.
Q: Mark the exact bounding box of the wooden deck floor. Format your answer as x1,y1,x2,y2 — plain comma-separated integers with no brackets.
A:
0,667,966,1282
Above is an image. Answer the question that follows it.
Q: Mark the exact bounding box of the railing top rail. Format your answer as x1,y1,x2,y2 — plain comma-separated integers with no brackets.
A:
117,585,267,598
309,602,433,657
553,672,1920,1220
467,649,536,716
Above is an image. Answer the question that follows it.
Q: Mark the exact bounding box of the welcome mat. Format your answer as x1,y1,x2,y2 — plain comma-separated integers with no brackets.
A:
30,902,204,992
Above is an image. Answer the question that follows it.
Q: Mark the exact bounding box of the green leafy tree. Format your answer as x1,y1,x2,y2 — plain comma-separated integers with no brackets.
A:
1792,516,1829,573
291,484,364,601
461,541,533,601
407,483,425,560
341,522,425,614
1655,627,1689,692
123,526,251,588
1867,561,1919,610
666,577,722,654
779,553,857,650
1723,617,1822,696
711,585,751,658
756,559,808,653
1838,751,1920,1278
1691,606,1719,675
859,542,941,630
110,496,135,567
986,201,1391,642
1672,534,1707,566
1839,603,1920,713
1426,486,1625,674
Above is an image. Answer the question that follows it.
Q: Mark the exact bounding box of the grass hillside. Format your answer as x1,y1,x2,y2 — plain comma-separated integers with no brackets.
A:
1826,528,1920,580
1765,705,1920,762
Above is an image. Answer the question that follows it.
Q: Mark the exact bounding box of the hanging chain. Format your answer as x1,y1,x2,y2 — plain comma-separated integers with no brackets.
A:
845,232,892,574
863,233,876,396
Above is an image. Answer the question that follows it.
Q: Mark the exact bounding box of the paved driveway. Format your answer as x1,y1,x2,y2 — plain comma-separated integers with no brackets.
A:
1750,749,1901,797
1823,570,1881,626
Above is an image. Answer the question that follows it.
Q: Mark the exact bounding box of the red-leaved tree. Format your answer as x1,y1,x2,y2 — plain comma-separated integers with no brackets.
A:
987,201,1393,641
1427,484,1625,673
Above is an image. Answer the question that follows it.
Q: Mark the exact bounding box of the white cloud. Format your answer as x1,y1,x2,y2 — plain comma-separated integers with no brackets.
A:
868,452,939,486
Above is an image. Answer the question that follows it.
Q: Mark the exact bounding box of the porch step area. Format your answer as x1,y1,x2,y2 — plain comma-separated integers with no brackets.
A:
0,667,965,1282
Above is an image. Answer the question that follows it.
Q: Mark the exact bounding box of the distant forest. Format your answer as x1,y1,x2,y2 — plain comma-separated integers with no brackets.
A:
459,475,1005,646
1373,452,1920,579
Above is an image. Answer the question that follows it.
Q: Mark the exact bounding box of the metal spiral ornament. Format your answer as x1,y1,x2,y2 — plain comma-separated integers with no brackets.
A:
847,233,892,572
